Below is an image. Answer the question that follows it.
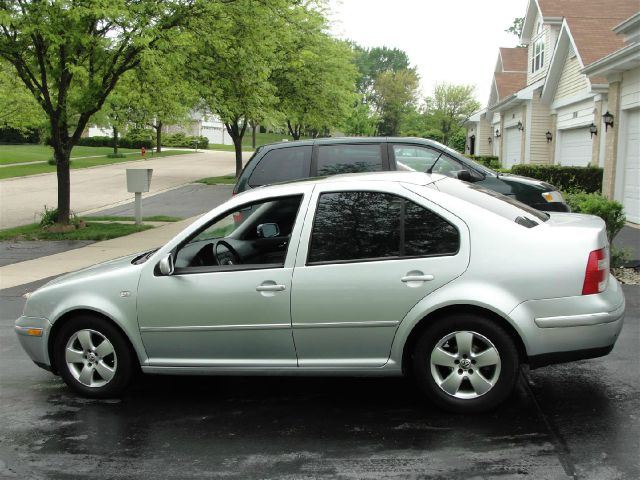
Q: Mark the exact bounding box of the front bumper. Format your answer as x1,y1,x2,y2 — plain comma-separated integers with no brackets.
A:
510,274,625,368
15,316,52,370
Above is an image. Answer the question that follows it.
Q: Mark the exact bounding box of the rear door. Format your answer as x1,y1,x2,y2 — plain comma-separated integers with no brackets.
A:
311,143,389,176
290,182,469,367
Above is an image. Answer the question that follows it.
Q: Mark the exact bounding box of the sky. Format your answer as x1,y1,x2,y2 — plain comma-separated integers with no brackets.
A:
328,0,529,108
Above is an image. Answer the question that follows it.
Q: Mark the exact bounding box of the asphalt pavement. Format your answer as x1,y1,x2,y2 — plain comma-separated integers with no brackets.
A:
0,280,638,479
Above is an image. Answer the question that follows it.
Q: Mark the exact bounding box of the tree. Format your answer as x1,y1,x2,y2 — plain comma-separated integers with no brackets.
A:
273,8,357,141
0,1,199,224
373,68,419,136
425,83,481,147
0,61,44,131
352,45,410,97
506,17,525,40
342,102,379,137
191,0,284,177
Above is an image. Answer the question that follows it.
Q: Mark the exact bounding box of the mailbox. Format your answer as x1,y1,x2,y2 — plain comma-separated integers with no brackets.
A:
126,168,153,193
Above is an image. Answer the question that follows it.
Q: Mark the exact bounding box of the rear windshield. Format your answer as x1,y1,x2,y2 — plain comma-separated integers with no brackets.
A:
435,178,549,227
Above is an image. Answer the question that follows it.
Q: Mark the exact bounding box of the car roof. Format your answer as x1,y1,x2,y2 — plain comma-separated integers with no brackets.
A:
258,136,450,151
260,171,446,190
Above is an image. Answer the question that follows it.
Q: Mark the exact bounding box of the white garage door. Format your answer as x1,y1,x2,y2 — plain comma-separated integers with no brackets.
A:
622,109,639,224
558,128,592,166
502,127,521,168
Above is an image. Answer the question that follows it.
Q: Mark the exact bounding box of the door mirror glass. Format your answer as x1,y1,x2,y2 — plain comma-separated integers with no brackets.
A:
257,223,280,238
158,253,174,276
457,170,472,182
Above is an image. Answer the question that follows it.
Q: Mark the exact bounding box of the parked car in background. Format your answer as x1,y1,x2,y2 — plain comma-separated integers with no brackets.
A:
233,137,569,212
17,172,623,412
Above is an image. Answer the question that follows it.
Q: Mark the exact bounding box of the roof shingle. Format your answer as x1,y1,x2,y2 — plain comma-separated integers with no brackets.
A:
494,72,528,102
499,47,528,72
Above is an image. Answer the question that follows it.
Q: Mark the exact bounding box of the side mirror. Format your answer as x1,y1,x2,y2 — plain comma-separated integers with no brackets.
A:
457,170,472,182
158,253,174,276
257,223,280,238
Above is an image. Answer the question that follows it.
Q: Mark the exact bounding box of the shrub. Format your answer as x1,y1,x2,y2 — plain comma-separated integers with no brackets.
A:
39,205,58,227
107,153,126,158
163,133,209,149
511,165,602,193
566,193,626,242
76,136,152,149
466,155,501,170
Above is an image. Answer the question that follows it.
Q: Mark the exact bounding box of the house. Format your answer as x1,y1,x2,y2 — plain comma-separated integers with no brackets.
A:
467,0,639,223
163,111,234,146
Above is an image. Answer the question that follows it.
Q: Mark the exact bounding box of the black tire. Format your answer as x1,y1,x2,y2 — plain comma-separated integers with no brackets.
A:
412,313,519,413
53,314,135,398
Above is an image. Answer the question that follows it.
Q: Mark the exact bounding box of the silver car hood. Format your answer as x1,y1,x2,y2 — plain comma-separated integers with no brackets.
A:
44,253,141,288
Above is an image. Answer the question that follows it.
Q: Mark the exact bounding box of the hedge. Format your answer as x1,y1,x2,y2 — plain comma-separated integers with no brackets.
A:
163,133,209,149
77,136,153,149
510,164,603,194
465,155,501,170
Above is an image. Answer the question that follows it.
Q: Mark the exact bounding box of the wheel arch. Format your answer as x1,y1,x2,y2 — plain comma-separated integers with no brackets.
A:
400,304,528,376
48,308,141,375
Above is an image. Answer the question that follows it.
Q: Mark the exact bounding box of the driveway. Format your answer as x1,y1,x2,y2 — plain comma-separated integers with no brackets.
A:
0,150,240,229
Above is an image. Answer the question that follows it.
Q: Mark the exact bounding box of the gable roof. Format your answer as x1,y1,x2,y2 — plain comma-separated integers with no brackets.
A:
499,48,528,72
494,72,528,101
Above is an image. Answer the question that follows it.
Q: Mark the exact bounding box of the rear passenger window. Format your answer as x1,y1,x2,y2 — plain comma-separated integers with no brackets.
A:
248,146,312,187
308,191,459,264
316,144,383,176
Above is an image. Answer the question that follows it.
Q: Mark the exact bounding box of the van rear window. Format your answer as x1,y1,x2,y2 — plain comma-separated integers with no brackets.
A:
248,146,312,187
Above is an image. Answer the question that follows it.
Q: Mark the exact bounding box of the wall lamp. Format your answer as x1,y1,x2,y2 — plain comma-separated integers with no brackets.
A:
495,128,501,138
603,111,614,131
517,121,524,131
488,136,492,144
545,131,553,143
589,123,598,138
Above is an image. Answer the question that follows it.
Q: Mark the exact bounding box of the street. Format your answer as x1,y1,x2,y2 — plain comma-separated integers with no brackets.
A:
1,279,638,479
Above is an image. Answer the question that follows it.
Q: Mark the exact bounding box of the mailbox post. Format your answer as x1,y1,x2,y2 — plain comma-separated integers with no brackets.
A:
126,168,153,225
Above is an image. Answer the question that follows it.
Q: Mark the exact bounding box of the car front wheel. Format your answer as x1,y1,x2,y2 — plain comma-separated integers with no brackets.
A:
412,314,519,412
53,315,135,398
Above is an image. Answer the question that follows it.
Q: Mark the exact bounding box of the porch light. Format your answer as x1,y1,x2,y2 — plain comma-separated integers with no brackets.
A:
517,121,524,131
589,123,598,138
495,128,501,138
488,136,492,144
603,111,614,131
545,131,553,143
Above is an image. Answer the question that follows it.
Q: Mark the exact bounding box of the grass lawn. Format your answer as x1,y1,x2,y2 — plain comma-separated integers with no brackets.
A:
0,222,153,241
88,215,183,222
196,175,237,185
207,132,312,152
0,150,191,180
0,145,138,165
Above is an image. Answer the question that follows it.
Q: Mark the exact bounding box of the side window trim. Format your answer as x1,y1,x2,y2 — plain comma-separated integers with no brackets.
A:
310,142,389,176
304,190,460,266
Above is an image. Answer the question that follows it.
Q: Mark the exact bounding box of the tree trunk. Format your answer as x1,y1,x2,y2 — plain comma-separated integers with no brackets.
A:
53,146,71,224
156,121,162,153
252,124,257,149
113,126,119,155
287,120,301,141
225,119,247,178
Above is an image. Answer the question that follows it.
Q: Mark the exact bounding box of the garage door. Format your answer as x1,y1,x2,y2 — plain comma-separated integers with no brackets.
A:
502,127,521,168
622,109,639,224
558,128,592,166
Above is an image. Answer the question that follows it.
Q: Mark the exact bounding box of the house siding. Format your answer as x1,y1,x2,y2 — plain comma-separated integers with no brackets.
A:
556,49,589,99
620,67,640,109
530,90,553,164
478,117,492,155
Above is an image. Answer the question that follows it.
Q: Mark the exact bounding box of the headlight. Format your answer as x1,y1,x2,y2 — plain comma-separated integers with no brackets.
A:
541,190,564,203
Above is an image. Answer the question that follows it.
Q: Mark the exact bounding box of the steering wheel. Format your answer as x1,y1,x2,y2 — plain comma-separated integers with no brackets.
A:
214,240,241,265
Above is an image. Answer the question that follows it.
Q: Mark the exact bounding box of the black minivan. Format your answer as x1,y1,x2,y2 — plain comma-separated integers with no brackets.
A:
234,137,569,212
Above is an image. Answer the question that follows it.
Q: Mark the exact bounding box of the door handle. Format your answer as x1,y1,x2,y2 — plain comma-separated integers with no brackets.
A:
401,275,434,283
256,284,286,292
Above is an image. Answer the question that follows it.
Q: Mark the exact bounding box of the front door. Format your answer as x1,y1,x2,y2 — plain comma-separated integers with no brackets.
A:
137,194,305,367
291,187,468,367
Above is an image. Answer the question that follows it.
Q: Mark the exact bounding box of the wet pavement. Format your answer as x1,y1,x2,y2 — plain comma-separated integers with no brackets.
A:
0,241,94,267
1,280,638,479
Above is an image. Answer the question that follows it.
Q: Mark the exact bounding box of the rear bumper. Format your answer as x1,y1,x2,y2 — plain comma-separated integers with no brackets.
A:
509,275,625,367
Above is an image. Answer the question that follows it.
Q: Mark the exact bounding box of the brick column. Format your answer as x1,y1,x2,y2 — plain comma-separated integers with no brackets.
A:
602,82,621,198
591,99,602,167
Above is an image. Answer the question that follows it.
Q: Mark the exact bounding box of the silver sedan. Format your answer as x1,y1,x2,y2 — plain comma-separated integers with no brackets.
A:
15,172,625,412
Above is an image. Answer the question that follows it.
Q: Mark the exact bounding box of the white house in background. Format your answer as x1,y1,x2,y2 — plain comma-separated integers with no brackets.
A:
582,12,640,224
163,110,234,146
466,0,639,224
86,126,112,137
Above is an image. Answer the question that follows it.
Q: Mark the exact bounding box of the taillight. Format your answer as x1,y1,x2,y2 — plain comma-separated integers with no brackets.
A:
582,248,609,295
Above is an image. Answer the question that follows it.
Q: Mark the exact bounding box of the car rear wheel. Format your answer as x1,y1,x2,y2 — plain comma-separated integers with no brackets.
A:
412,314,519,412
53,315,135,398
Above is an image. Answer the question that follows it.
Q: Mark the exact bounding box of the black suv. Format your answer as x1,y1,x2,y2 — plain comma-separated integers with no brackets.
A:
234,137,569,212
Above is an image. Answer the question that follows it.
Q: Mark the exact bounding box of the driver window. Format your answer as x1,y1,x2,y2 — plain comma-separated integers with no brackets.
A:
174,195,303,271
392,145,442,172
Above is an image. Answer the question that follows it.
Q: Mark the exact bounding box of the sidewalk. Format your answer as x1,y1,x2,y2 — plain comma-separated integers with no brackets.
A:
0,216,198,289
